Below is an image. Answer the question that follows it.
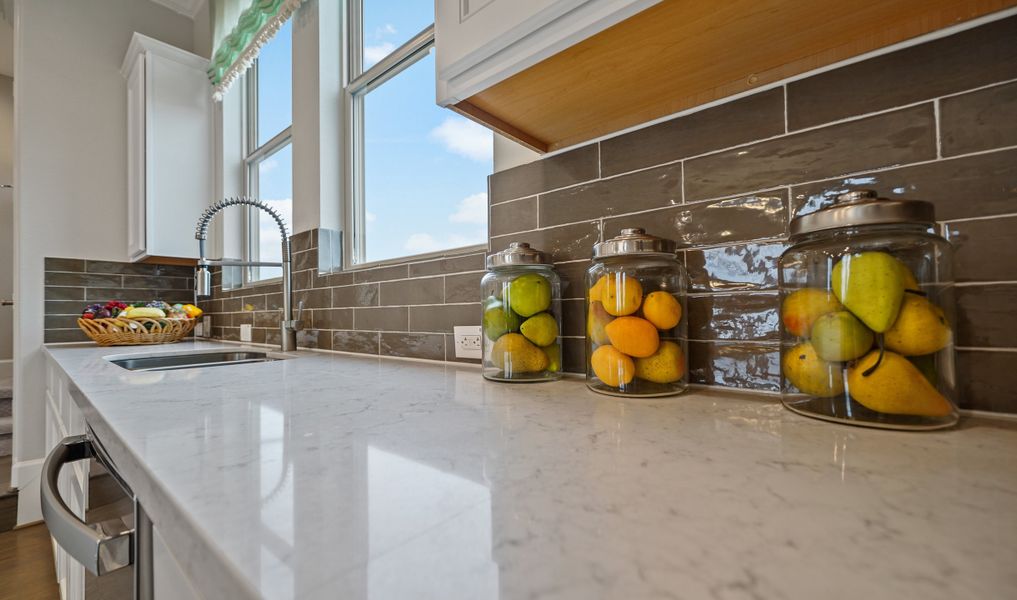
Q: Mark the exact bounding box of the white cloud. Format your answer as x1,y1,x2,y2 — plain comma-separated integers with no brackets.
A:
374,23,396,37
448,192,487,225
404,229,486,254
364,42,396,67
404,233,439,253
365,211,377,223
257,198,293,263
259,157,279,172
429,116,492,162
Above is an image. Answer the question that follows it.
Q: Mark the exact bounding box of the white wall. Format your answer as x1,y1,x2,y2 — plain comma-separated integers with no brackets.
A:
12,0,194,524
0,75,11,362
493,132,538,173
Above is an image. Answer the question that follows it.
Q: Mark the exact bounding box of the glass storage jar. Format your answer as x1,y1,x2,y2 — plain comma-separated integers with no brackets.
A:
481,243,562,382
586,228,688,397
779,190,958,430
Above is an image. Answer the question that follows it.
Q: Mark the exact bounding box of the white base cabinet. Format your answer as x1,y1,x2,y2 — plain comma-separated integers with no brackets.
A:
122,33,212,263
44,357,199,600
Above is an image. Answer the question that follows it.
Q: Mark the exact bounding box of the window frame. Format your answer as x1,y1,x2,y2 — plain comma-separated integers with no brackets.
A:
342,3,487,269
243,56,293,285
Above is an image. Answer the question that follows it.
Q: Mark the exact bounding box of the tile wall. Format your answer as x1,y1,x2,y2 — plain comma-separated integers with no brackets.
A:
43,259,198,343
207,16,1017,413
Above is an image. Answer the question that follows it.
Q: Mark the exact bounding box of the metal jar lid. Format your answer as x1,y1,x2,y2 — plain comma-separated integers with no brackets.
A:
487,242,551,268
593,228,677,259
789,190,936,237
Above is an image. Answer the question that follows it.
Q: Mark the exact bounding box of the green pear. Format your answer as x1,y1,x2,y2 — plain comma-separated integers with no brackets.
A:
519,312,558,347
884,294,951,356
832,252,906,333
508,273,551,317
810,311,874,362
482,297,521,341
847,350,953,417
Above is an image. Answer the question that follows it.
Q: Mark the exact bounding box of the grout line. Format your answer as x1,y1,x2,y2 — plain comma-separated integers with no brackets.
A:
596,141,602,179
680,160,686,205
934,98,943,159
782,84,789,133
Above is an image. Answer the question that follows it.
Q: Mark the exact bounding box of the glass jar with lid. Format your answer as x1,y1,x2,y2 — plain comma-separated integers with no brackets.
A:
779,190,958,430
481,242,562,382
586,228,688,397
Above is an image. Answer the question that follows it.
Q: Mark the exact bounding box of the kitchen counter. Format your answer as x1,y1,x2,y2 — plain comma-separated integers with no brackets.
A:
44,341,1017,599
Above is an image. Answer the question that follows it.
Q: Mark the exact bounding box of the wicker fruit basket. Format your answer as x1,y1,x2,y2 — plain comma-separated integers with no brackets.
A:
77,317,197,346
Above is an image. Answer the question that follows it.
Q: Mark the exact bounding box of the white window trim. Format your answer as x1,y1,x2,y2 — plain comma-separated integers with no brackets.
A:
243,58,293,285
341,7,487,269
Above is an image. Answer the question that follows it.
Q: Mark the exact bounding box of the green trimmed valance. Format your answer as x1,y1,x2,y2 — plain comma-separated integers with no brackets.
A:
208,0,302,100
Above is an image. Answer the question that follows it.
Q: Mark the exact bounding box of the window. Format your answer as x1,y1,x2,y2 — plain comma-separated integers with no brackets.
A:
346,2,493,265
245,19,293,282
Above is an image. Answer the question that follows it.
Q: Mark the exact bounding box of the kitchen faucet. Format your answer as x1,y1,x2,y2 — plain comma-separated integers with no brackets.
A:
193,196,302,352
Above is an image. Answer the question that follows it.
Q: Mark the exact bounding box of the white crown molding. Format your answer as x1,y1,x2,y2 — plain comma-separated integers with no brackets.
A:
150,0,205,19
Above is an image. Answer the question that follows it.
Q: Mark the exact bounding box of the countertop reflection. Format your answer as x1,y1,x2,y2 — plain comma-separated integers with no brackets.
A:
45,341,1017,600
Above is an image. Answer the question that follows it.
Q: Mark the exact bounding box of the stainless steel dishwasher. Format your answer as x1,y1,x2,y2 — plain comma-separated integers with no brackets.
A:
42,427,154,600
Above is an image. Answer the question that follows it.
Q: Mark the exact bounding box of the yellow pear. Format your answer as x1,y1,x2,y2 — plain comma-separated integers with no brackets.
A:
781,288,843,338
489,333,549,374
846,350,953,417
884,294,951,356
782,342,845,397
587,301,614,346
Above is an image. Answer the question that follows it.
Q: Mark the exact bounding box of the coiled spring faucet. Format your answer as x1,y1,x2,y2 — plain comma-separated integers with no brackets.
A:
194,196,302,352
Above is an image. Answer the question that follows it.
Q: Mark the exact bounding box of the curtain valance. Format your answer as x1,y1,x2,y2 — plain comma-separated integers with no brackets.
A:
208,0,302,100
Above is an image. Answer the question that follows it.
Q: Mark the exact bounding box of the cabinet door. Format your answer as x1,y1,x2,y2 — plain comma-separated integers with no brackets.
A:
126,55,147,261
144,53,211,260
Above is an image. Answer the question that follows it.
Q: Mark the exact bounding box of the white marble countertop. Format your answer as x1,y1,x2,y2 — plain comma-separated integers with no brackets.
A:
44,341,1017,600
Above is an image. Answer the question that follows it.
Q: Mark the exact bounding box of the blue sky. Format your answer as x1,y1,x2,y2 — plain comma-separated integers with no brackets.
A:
254,7,493,267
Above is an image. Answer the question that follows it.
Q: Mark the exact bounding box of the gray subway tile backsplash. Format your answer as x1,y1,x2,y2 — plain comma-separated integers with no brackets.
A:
790,148,1017,222
489,143,598,204
197,16,1017,412
43,258,199,344
599,88,785,177
538,162,682,228
785,16,1017,131
684,104,937,202
939,80,1017,157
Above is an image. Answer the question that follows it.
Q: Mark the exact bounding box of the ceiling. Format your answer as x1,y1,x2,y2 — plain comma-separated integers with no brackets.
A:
150,0,205,19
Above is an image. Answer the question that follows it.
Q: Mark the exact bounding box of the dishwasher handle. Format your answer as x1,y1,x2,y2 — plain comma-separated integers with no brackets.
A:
41,435,134,576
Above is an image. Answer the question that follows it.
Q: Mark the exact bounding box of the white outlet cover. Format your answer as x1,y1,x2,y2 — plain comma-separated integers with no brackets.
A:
453,325,483,359
239,323,252,342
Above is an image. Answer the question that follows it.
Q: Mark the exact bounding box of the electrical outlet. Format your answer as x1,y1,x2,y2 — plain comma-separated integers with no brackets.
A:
453,326,483,359
196,316,211,337
240,324,252,342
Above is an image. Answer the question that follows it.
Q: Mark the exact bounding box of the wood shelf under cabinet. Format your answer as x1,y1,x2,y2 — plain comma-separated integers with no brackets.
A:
456,0,1017,153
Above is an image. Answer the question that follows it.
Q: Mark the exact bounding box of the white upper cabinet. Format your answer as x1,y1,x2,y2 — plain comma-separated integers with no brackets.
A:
122,33,212,262
435,0,659,108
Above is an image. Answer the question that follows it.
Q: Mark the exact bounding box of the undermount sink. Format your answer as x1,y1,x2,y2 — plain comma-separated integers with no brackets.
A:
108,350,283,372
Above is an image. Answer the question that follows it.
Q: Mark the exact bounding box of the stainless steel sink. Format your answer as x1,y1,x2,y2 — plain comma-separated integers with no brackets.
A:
108,351,282,372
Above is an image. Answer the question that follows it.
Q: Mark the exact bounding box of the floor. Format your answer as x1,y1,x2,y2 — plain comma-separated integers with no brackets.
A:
0,455,14,533
0,524,60,600
0,466,130,600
